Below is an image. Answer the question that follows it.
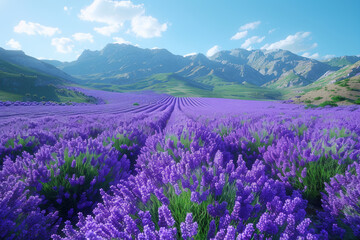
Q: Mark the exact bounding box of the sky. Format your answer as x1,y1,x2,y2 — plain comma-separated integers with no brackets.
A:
0,0,359,62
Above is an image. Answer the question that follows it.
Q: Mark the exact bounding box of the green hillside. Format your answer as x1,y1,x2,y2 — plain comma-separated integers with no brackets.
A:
307,61,360,89
293,75,360,106
323,56,360,68
84,73,282,100
265,71,310,89
0,60,95,103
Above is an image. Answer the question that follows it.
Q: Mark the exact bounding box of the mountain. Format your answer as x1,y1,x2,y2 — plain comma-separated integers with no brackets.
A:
51,44,268,87
42,44,359,101
0,47,75,82
89,72,282,100
305,60,360,88
51,44,336,90
178,53,267,85
323,56,360,68
42,59,64,68
210,49,335,88
55,44,189,84
0,48,94,103
290,61,360,106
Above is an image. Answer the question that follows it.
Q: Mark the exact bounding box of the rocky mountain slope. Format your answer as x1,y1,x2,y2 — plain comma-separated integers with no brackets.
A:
39,44,360,102
210,48,335,88
289,61,360,106
51,44,336,89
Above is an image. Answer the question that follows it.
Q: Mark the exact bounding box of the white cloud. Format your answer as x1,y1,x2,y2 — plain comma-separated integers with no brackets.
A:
261,32,317,53
79,0,144,25
6,39,21,50
113,37,131,45
231,21,260,41
240,21,261,31
184,52,197,57
206,45,221,57
241,36,265,49
14,20,61,37
94,25,120,36
322,54,336,60
72,33,94,42
268,28,276,34
79,0,143,36
51,37,74,53
79,0,167,38
231,30,248,40
64,6,72,14
131,15,167,38
302,52,320,59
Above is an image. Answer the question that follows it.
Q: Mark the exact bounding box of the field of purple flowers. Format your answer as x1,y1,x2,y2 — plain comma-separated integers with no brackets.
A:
1,90,359,240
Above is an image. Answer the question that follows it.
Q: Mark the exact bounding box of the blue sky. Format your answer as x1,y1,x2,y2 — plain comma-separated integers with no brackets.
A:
1,0,359,62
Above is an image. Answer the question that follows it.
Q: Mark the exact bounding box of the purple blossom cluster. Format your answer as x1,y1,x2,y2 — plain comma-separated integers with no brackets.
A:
1,92,359,239
319,162,360,238
0,100,91,107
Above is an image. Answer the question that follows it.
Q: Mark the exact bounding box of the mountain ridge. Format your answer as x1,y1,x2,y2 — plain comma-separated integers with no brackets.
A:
0,48,95,103
6,44,358,103
49,44,341,90
0,47,76,82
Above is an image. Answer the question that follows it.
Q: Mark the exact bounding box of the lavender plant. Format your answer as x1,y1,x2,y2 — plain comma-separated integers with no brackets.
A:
1,92,359,239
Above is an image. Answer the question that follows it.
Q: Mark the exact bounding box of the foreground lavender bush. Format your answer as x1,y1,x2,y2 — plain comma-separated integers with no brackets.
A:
0,175,59,239
319,162,360,238
1,93,359,239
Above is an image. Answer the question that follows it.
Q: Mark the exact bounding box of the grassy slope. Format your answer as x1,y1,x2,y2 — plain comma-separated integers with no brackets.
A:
265,71,303,89
84,73,283,100
293,75,360,105
0,60,95,103
323,56,360,68
283,61,360,102
304,61,360,89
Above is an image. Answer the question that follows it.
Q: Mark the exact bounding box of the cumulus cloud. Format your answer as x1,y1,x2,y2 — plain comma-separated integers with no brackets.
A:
184,52,197,57
113,37,132,45
51,37,74,53
94,25,120,36
261,32,317,54
14,20,61,37
131,15,167,38
79,0,144,25
79,0,167,38
241,36,265,49
302,52,320,59
72,33,94,42
206,45,221,57
240,21,261,31
6,39,21,50
231,21,260,41
231,30,248,40
322,54,336,60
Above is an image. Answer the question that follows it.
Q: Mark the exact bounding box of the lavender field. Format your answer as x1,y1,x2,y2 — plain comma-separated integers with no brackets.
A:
1,90,360,240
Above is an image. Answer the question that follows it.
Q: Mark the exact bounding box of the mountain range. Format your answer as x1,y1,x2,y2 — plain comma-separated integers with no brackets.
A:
0,47,95,103
46,44,343,89
1,44,359,103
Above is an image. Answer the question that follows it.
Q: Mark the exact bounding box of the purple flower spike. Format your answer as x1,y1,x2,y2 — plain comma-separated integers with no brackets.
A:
158,205,175,228
71,159,76,168
180,213,198,240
